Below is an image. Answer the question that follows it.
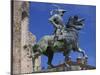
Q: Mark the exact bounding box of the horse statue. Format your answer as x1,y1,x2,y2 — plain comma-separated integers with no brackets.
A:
32,15,87,68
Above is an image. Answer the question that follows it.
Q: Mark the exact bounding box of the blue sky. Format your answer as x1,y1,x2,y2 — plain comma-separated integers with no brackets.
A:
29,2,96,69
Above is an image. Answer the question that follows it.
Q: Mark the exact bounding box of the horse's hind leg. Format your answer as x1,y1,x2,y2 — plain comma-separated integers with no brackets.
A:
46,46,54,68
63,49,71,68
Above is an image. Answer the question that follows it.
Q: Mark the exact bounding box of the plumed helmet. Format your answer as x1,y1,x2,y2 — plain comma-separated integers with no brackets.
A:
57,9,67,14
50,5,67,15
50,9,66,15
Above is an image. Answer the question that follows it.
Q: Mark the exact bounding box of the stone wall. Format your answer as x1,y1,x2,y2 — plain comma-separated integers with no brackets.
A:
12,1,22,74
12,1,41,74
20,1,33,74
28,32,41,72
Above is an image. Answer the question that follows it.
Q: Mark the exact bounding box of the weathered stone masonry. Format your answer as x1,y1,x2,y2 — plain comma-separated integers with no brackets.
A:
12,1,41,74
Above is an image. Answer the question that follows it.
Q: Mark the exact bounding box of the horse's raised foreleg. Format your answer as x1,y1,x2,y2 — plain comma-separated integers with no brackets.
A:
46,46,54,68
47,53,54,68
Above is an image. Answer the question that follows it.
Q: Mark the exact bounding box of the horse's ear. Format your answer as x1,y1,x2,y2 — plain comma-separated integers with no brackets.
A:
65,16,72,26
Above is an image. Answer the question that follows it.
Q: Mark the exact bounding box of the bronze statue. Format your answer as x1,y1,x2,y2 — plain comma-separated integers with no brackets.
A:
32,7,87,68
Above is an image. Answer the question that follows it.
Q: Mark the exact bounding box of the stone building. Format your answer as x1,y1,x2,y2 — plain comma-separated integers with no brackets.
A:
12,1,41,74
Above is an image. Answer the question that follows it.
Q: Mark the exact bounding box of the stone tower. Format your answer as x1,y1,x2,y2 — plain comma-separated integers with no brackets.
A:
12,1,41,74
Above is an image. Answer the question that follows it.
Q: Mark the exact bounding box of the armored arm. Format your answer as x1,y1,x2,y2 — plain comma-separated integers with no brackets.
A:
49,15,59,28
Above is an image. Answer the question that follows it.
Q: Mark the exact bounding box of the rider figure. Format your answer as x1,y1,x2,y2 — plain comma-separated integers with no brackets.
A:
49,8,66,41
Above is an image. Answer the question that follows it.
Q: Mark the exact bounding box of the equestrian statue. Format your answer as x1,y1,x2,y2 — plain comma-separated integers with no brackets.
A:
32,6,87,68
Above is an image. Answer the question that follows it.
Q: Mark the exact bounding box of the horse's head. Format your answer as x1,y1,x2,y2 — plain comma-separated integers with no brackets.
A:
66,15,85,30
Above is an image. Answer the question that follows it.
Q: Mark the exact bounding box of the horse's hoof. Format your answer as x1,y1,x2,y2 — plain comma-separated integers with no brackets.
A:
48,66,52,69
48,65,54,69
